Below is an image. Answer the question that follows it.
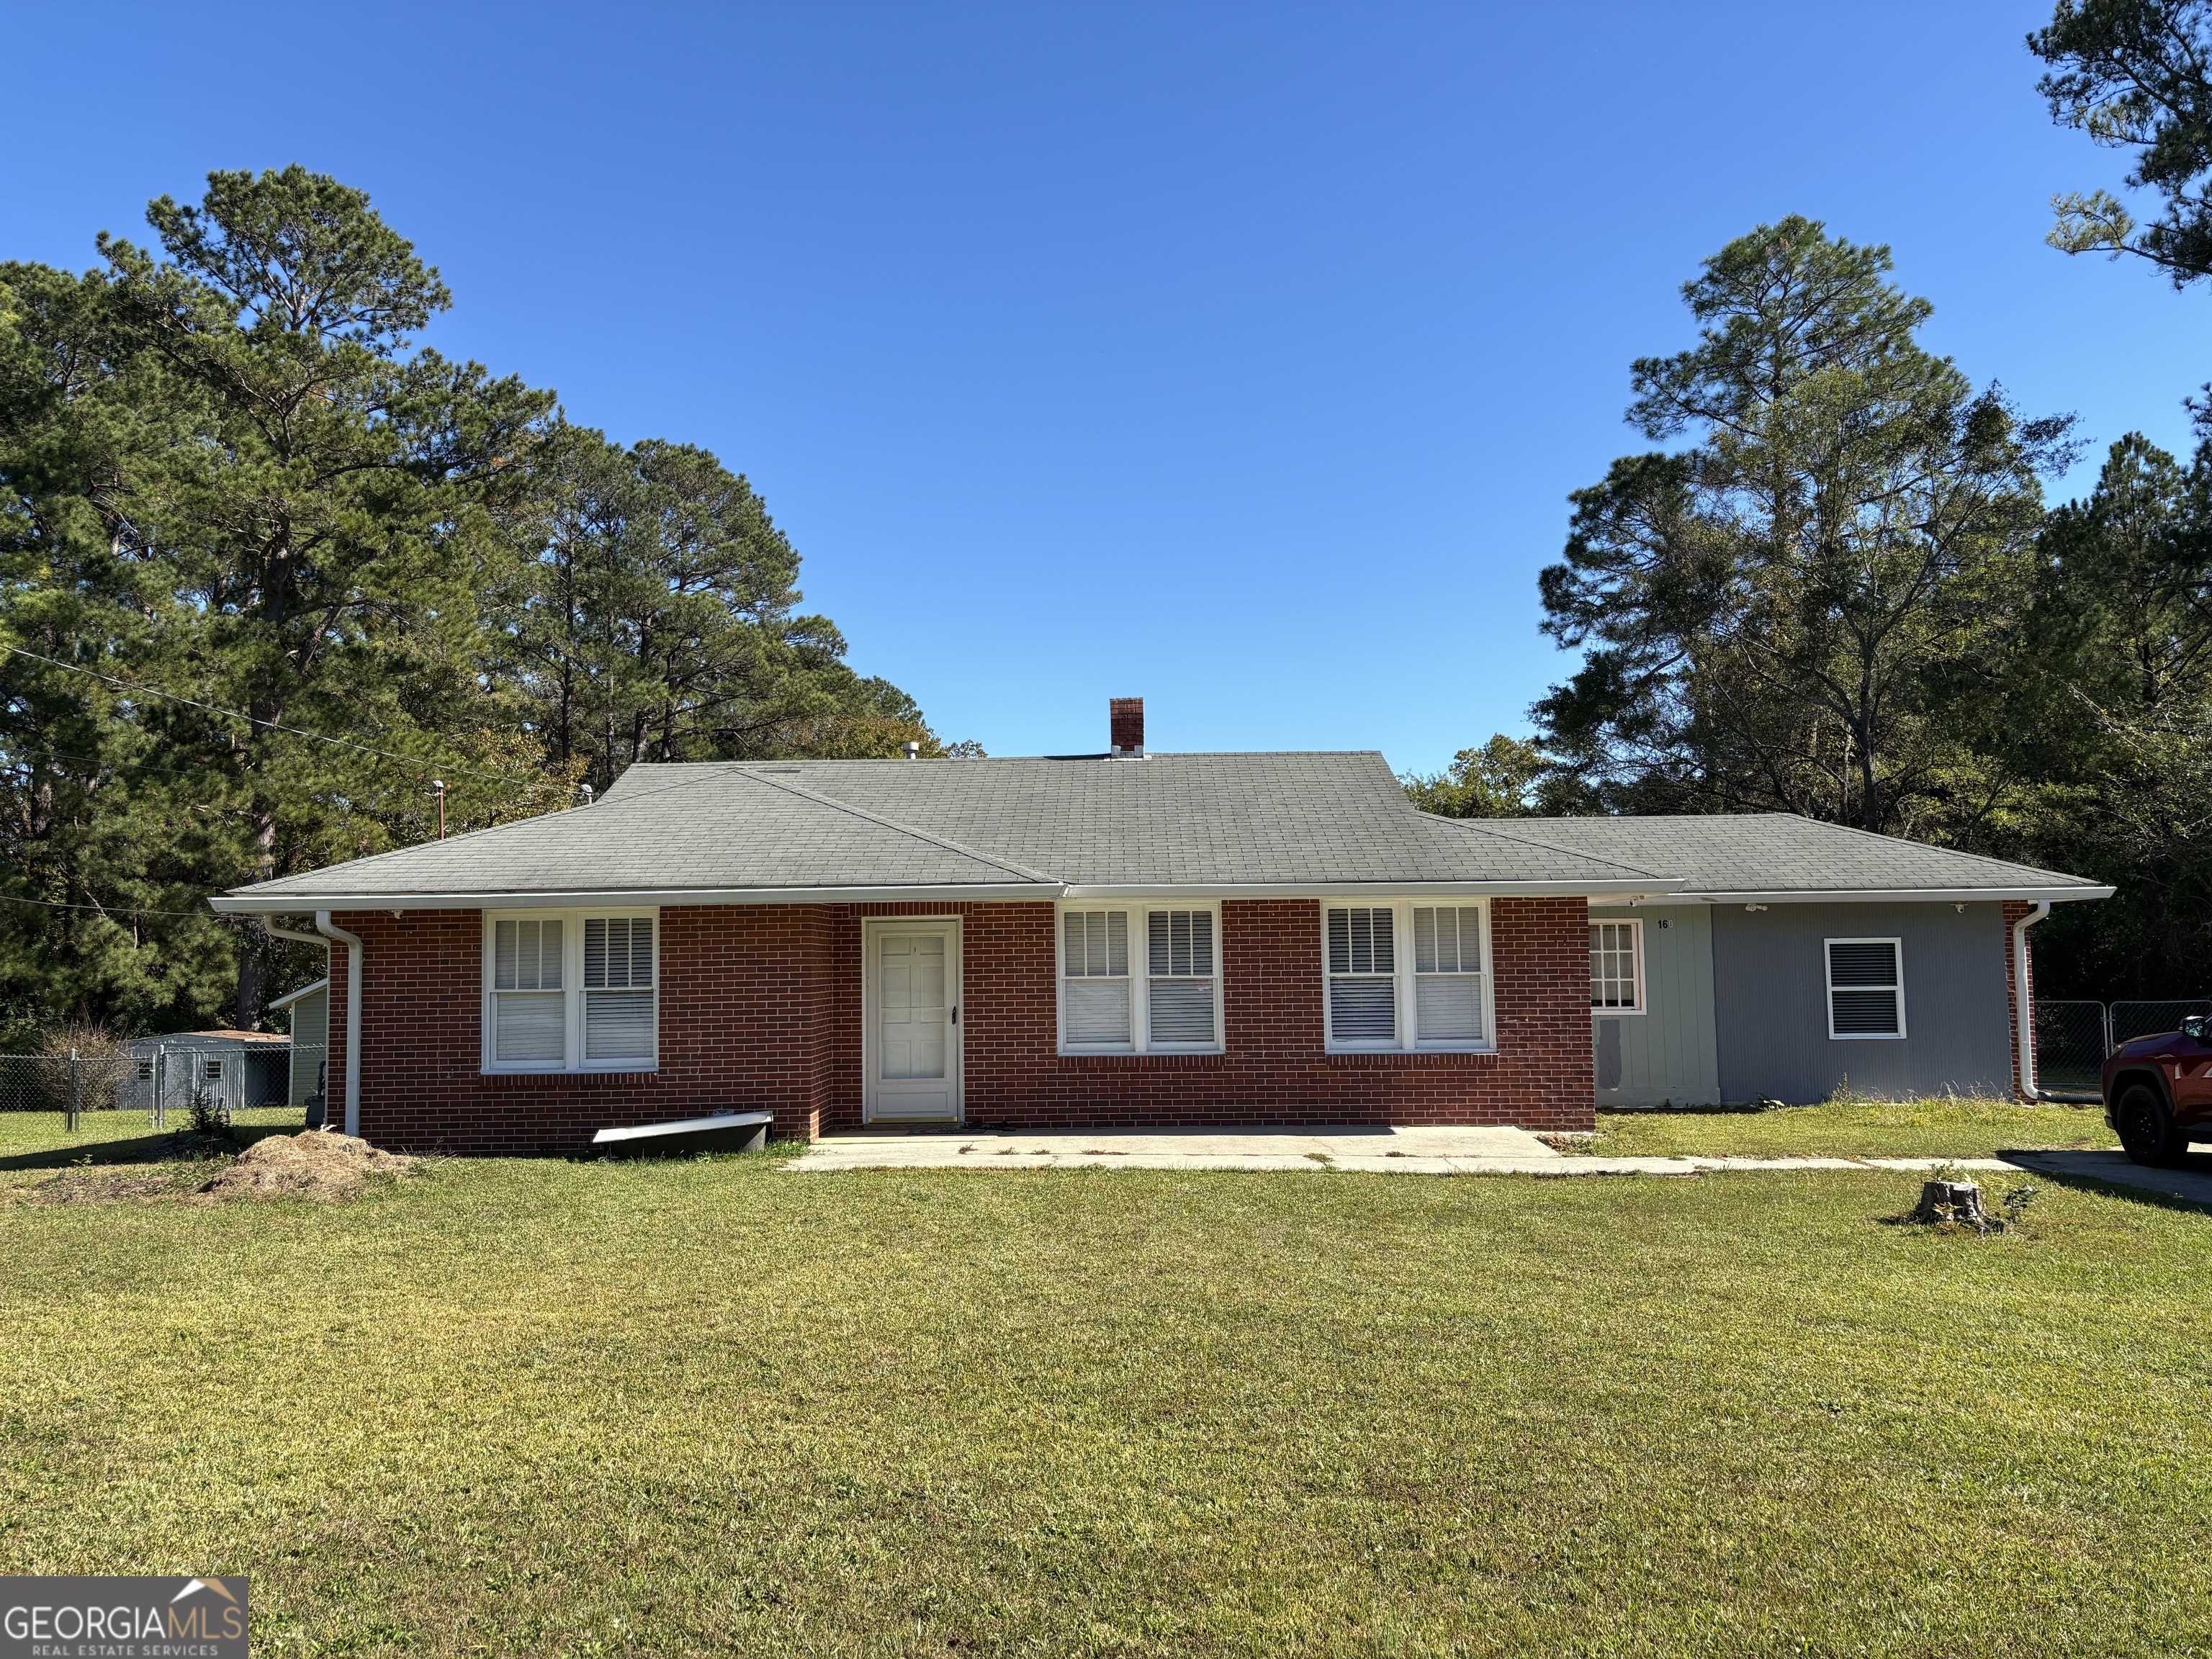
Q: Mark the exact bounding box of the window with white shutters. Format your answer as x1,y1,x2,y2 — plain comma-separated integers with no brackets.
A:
1826,938,1905,1039
1053,904,1223,1052
1146,909,1218,1047
1589,920,1642,1012
1322,900,1496,1051
1061,909,1132,1048
1326,907,1398,1046
485,910,658,1071
1414,906,1488,1043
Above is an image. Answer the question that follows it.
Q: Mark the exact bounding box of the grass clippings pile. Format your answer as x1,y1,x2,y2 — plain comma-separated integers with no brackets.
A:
4,1129,412,1207
195,1130,413,1200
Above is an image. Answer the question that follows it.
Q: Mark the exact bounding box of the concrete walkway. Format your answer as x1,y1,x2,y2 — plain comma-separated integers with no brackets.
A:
786,1125,2023,1178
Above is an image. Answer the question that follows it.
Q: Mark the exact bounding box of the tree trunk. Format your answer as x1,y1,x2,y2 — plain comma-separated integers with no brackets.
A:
234,919,270,1031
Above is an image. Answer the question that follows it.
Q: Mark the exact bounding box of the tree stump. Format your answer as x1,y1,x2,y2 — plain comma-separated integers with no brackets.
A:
1914,1179,1987,1228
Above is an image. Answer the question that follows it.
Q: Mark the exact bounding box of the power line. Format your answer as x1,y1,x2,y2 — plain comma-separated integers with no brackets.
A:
3,645,524,782
0,891,213,919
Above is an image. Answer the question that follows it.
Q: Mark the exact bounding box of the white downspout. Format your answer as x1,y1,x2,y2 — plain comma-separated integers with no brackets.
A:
2013,901,2051,1102
316,911,365,1137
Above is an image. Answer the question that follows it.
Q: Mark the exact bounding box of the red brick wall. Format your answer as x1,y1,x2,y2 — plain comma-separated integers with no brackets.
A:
328,896,1595,1155
326,905,837,1156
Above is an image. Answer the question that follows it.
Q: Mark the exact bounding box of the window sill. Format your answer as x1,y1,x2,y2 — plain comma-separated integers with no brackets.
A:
1591,1008,1647,1018
481,1064,661,1076
1326,1045,1498,1058
1058,1047,1226,1059
1827,1035,1905,1042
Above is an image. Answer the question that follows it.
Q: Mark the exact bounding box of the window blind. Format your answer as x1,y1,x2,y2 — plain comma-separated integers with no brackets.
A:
1827,940,1902,1037
1413,905,1486,1043
1326,907,1397,1043
493,917,567,1062
1146,910,1218,1046
583,916,656,1062
1062,909,1133,1046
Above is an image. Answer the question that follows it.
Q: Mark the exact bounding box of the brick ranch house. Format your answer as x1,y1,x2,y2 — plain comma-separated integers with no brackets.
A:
212,703,2109,1155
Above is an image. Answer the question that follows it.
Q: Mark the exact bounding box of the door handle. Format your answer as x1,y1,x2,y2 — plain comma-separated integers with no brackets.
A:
951,1006,959,1025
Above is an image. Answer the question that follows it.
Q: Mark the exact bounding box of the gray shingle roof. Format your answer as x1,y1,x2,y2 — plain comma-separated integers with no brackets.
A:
218,752,1663,907
673,753,1665,889
235,763,1056,904
213,753,2109,910
1462,813,2108,899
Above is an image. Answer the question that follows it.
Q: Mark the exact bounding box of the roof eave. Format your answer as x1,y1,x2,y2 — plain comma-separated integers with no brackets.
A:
1612,886,2116,905
1058,879,1682,899
209,881,1068,914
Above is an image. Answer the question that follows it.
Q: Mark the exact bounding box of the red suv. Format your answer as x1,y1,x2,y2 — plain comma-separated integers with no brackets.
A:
2103,1017,2212,1165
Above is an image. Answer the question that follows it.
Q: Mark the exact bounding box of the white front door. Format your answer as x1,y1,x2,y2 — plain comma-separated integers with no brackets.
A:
865,920,962,1123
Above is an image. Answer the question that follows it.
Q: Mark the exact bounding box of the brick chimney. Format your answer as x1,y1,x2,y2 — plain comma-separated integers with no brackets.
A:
1109,697,1144,757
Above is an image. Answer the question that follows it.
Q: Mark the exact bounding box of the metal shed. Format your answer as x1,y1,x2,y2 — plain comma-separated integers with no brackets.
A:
123,1030,292,1115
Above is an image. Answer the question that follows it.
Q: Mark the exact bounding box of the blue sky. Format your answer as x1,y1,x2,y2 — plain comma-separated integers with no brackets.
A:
8,2,2210,770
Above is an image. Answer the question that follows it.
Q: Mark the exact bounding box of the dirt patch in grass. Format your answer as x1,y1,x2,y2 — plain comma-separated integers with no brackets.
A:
5,1130,412,1206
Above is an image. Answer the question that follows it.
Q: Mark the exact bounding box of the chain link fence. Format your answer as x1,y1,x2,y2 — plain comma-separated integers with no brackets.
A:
1,1043,314,1135
2033,1001,2112,1097
2109,999,2212,1046
2031,998,2212,1101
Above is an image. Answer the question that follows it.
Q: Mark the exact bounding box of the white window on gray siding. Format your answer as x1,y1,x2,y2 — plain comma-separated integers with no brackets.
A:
1062,909,1133,1048
1826,938,1905,1039
583,916,656,1062
1590,920,1642,1012
1146,909,1218,1046
493,917,566,1063
1326,907,1398,1045
1414,906,1488,1043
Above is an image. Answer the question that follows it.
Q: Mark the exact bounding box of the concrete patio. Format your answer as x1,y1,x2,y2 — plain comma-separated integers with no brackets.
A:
785,1125,2026,1178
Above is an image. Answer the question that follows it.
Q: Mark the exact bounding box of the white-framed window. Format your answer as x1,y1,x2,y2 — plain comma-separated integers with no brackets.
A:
1590,919,1644,1014
484,908,660,1072
1414,905,1488,1042
1056,902,1223,1053
1825,937,1905,1040
1146,908,1218,1048
1061,909,1132,1046
1323,899,1495,1052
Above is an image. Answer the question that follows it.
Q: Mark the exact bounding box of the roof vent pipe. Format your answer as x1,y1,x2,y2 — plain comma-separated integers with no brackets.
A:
1110,697,1144,757
902,742,921,760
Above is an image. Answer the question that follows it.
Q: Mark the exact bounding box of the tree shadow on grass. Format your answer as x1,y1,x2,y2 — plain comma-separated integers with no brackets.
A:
0,1122,297,1173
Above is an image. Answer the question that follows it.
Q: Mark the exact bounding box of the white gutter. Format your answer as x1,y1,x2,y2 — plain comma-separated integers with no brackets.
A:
316,911,365,1137
2013,900,2051,1102
210,882,1069,914
213,878,1680,912
1649,886,2114,905
1060,880,1678,900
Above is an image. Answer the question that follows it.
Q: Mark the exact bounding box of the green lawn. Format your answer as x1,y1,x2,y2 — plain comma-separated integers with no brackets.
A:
1587,1097,2121,1159
0,1118,2205,1655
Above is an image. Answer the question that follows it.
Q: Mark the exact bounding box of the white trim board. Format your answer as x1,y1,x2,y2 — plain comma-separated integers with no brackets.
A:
215,877,1681,914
